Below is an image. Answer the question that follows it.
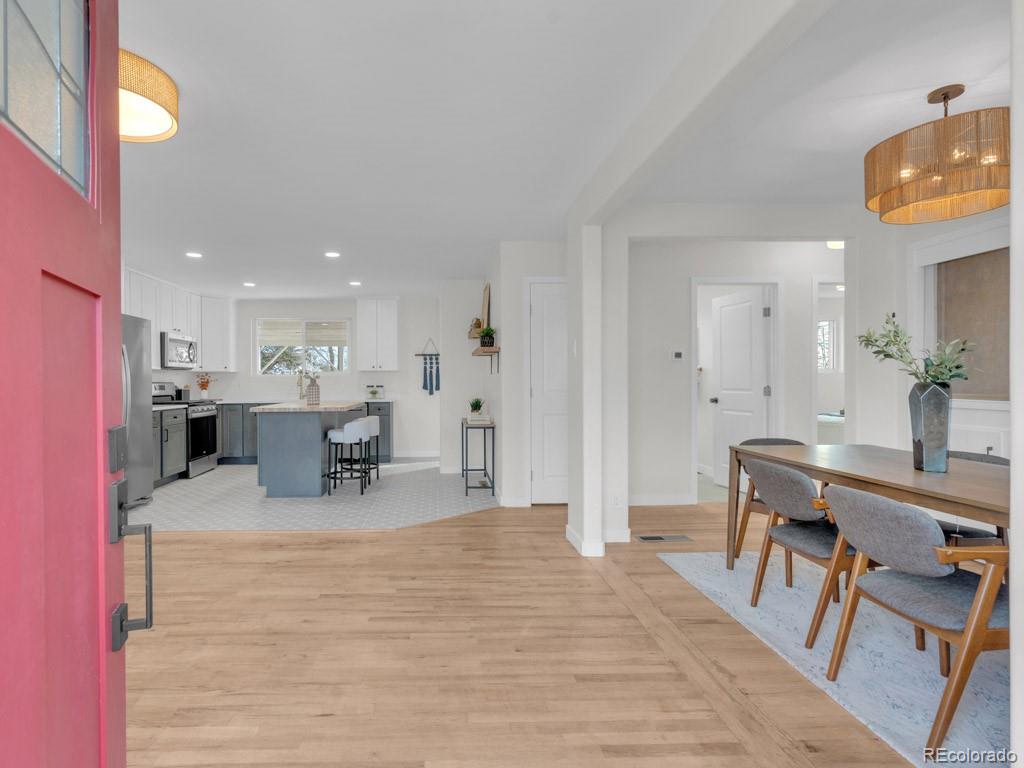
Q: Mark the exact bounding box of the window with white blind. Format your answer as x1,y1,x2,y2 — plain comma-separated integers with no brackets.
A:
1,0,91,192
256,319,350,375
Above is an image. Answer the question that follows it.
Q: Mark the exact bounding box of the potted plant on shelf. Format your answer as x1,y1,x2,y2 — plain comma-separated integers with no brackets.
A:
858,313,971,473
469,398,484,414
479,326,495,348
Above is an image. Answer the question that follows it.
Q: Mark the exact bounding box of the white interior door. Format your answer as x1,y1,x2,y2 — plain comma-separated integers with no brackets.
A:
530,282,568,503
712,286,770,486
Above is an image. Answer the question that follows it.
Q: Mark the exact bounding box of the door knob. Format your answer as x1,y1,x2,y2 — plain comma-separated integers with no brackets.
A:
710,397,719,404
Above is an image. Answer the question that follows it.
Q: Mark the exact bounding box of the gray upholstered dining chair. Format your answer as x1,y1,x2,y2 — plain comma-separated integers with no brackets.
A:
823,485,1009,752
734,438,805,558
939,451,1010,548
745,459,855,649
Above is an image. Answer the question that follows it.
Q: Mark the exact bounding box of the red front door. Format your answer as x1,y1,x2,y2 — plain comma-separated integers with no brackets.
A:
0,1,126,766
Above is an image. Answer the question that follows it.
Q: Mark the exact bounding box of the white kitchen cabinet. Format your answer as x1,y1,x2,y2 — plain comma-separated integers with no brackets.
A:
201,296,237,372
187,293,203,366
126,270,162,369
356,298,399,371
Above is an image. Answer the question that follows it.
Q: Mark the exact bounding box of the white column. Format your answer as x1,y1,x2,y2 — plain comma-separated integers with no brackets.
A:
566,224,604,556
1009,0,1023,754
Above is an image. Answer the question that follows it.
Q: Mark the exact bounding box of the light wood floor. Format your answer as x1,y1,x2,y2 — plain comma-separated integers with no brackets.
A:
125,502,907,767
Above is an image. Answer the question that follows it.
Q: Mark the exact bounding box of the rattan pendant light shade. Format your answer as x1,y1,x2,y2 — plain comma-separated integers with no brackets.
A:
119,49,179,142
864,87,1009,224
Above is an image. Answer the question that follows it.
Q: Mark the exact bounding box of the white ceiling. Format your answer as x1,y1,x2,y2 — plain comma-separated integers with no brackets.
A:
635,0,1011,206
120,1,722,298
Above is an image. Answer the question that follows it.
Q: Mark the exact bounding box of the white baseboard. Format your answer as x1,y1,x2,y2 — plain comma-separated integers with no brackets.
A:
604,528,631,544
565,524,605,557
629,493,698,507
393,451,441,459
498,496,531,508
697,463,713,476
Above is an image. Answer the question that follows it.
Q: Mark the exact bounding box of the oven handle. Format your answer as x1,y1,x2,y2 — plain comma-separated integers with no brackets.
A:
188,410,218,419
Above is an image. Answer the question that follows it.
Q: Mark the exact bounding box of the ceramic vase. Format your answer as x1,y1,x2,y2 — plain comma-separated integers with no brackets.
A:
909,382,951,472
306,378,320,407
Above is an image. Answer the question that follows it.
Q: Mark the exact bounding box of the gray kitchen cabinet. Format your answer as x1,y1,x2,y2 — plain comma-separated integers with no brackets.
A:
220,403,263,463
221,404,244,458
161,409,188,477
216,405,224,455
152,411,162,481
366,401,392,463
243,404,259,457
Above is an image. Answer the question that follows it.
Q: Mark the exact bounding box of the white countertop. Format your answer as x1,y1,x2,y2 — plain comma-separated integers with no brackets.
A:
250,400,366,413
216,398,393,405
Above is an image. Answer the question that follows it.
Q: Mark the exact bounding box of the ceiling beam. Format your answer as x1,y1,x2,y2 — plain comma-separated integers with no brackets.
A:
569,0,838,227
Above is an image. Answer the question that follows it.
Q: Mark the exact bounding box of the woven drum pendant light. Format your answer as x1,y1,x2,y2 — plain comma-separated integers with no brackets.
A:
119,49,179,142
864,85,1009,224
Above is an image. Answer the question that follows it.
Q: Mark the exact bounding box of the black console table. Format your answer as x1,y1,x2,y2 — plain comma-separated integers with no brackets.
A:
461,419,495,496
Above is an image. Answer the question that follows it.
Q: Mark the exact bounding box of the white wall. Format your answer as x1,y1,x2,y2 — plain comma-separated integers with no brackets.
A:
491,242,566,506
438,280,490,474
154,295,441,458
629,240,843,505
597,201,1009,541
816,296,845,414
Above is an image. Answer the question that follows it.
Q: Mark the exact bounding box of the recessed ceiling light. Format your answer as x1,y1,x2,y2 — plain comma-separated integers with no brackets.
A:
325,251,341,258
836,284,846,292
185,251,203,258
349,281,361,286
826,241,845,250
242,282,255,287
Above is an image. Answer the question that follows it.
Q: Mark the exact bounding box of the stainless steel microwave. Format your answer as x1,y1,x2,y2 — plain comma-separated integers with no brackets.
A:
160,331,197,369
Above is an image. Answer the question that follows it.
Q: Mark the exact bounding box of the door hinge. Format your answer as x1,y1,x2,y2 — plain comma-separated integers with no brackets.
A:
763,385,773,397
762,306,771,318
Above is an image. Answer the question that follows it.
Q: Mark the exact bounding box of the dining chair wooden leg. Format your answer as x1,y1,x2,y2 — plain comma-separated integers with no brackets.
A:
805,534,849,649
831,580,840,603
784,549,793,588
926,562,1005,751
914,626,926,651
750,511,779,608
938,639,950,677
734,483,756,559
827,551,869,681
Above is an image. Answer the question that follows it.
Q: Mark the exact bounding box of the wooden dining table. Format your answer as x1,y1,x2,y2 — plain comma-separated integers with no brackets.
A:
726,443,1010,570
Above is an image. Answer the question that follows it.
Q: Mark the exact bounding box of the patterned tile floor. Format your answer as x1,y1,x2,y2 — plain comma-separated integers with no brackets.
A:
129,464,499,531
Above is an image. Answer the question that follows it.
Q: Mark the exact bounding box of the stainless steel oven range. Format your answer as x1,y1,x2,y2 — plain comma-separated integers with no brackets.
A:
186,402,219,477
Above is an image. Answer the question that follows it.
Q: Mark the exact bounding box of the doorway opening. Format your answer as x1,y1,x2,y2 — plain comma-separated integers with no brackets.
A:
813,279,847,444
695,282,778,502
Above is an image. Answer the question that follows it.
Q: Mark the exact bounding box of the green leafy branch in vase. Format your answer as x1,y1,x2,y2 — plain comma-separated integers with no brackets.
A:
857,313,972,386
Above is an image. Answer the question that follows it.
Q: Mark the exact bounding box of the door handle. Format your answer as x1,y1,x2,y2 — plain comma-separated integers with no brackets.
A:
111,522,154,651
164,428,169,443
121,344,131,436
710,397,719,404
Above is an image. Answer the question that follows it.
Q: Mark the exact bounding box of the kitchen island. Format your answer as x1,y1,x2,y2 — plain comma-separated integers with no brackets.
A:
252,401,365,497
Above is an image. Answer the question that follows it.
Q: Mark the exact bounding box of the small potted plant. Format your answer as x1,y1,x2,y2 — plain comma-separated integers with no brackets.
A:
469,397,484,414
194,372,216,399
479,326,495,348
858,313,971,473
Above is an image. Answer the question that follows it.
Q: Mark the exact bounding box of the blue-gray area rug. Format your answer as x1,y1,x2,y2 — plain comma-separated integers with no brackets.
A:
658,551,1010,768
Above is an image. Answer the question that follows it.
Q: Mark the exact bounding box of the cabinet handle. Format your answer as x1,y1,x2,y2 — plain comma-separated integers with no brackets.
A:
163,428,169,442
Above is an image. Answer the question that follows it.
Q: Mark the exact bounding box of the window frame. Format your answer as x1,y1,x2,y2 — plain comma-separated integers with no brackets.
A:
816,318,836,372
254,317,352,376
0,0,91,195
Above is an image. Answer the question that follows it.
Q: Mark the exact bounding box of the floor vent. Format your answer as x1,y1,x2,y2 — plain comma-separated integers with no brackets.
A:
636,534,692,542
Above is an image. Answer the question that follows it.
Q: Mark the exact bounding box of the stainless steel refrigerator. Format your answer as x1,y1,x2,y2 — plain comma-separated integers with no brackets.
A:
122,314,154,506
